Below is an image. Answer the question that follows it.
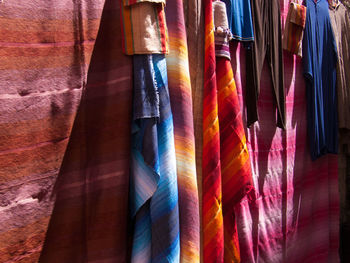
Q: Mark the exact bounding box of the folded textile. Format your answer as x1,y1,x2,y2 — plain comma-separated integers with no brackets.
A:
213,0,232,60
121,1,168,55
130,54,180,263
282,1,307,56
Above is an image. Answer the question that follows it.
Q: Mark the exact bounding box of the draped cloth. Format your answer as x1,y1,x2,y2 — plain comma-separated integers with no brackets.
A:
213,3,255,257
39,1,133,261
203,0,224,262
165,1,200,262
216,55,254,263
231,1,339,261
130,54,180,263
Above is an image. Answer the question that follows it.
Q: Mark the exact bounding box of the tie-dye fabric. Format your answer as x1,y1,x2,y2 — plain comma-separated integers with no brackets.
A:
165,0,200,261
230,0,339,261
130,54,180,263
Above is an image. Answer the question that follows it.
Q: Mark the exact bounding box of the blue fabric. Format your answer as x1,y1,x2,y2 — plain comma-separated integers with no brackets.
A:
133,55,160,120
223,0,254,42
130,54,180,263
302,0,338,160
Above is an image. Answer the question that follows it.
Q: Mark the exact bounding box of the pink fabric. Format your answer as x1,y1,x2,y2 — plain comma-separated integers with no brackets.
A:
230,0,339,262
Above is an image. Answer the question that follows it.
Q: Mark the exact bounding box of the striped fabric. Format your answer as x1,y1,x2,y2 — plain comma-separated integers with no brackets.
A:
121,1,168,55
203,0,224,262
39,1,134,262
216,55,254,263
130,54,180,263
165,0,201,261
182,0,205,261
213,0,232,60
214,31,231,60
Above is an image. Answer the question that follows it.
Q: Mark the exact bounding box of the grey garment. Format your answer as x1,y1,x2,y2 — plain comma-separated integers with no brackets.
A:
329,2,350,130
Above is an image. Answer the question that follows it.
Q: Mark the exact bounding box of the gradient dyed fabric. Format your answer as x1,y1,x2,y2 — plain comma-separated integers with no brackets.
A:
121,1,168,55
216,55,254,263
203,0,224,261
0,0,104,262
230,0,339,261
165,0,200,261
130,54,180,263
39,1,133,262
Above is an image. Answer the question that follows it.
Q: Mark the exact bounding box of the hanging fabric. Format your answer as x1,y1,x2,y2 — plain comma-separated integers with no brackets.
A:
165,0,201,261
121,0,168,55
245,0,286,129
282,0,307,56
302,0,338,160
213,2,255,262
130,54,180,263
203,0,224,262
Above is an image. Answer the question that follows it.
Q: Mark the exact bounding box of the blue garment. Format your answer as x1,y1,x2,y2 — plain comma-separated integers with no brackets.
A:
223,0,254,41
302,0,338,160
130,54,180,263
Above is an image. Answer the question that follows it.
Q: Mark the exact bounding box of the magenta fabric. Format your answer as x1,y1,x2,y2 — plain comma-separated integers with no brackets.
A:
229,1,339,261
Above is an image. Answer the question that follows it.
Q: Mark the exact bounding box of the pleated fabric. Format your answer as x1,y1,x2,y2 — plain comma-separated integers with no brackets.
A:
203,0,224,262
165,0,201,262
130,54,180,263
216,57,254,263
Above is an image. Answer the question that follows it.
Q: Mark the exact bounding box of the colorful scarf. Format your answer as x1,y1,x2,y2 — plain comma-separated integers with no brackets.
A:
203,0,224,262
216,55,254,263
165,0,201,261
130,54,180,263
202,1,254,262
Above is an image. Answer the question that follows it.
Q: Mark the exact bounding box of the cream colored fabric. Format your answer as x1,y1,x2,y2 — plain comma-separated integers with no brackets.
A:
129,2,167,54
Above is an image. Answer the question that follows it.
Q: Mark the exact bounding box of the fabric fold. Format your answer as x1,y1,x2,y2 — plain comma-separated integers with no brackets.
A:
121,2,168,55
130,54,180,263
203,0,224,262
213,2,255,262
165,0,201,261
216,55,254,263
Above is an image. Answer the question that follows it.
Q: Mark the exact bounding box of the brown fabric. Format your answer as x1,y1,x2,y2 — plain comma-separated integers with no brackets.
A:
183,0,204,261
282,1,306,57
39,1,133,262
329,2,350,131
246,0,286,129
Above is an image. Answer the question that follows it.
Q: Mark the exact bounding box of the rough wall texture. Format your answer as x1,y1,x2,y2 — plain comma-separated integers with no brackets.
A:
0,1,105,262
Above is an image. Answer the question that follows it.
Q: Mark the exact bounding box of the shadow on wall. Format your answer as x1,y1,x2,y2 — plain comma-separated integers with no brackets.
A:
39,0,133,262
